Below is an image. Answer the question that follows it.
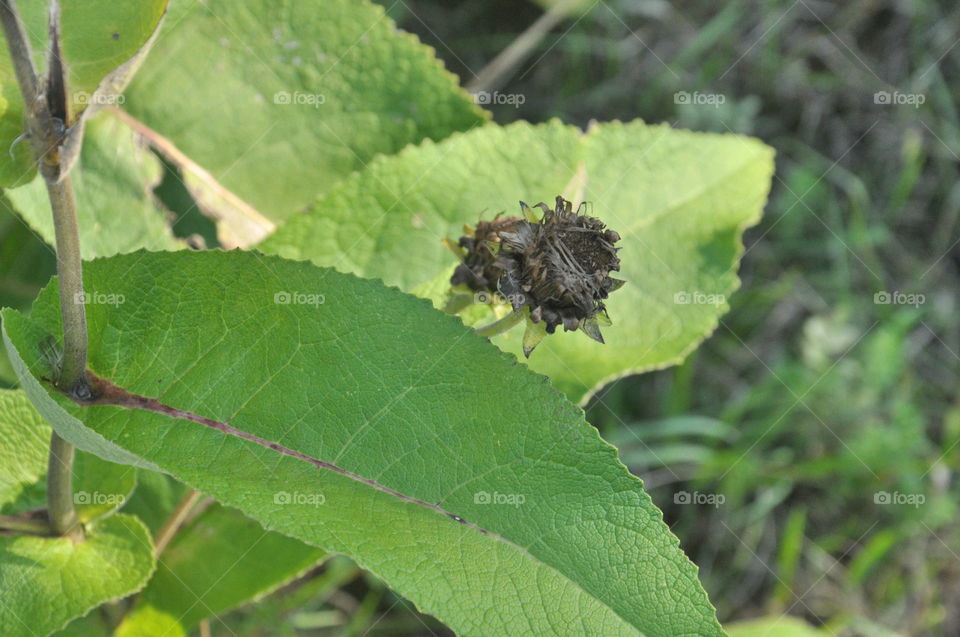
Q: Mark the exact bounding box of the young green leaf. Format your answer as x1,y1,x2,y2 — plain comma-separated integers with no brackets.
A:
4,250,723,636
262,119,775,401
120,0,488,225
0,514,155,637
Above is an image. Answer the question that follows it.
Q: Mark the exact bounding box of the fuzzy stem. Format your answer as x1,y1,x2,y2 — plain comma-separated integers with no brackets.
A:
475,311,525,338
0,514,51,536
1,0,88,538
46,178,89,396
443,293,475,315
47,433,79,537
0,0,37,100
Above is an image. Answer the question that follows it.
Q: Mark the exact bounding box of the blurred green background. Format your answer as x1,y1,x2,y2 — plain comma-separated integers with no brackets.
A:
3,0,958,635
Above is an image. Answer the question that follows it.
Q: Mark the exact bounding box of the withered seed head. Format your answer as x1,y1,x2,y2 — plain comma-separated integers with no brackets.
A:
448,196,625,355
450,216,518,292
497,196,622,335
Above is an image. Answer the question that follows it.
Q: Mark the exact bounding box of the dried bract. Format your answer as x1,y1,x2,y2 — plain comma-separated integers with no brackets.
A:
450,216,519,292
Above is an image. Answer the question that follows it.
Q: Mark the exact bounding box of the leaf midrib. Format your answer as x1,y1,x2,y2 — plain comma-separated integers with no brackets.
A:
72,371,645,635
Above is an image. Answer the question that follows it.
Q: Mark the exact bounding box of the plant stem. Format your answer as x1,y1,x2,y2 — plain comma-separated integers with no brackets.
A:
0,514,51,536
47,432,80,537
0,2,89,395
442,293,474,315
0,0,64,180
42,179,86,540
0,0,37,103
154,489,202,556
1,0,88,538
475,311,525,337
47,178,89,396
466,0,581,93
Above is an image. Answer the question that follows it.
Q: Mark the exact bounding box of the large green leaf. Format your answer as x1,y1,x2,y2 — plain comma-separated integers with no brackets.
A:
0,388,135,522
121,0,487,226
6,111,182,258
117,502,326,637
4,250,723,636
261,119,775,401
0,514,155,637
0,1,167,186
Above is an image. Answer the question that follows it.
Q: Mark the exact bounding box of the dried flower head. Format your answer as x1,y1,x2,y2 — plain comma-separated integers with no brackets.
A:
448,196,625,356
449,216,518,292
